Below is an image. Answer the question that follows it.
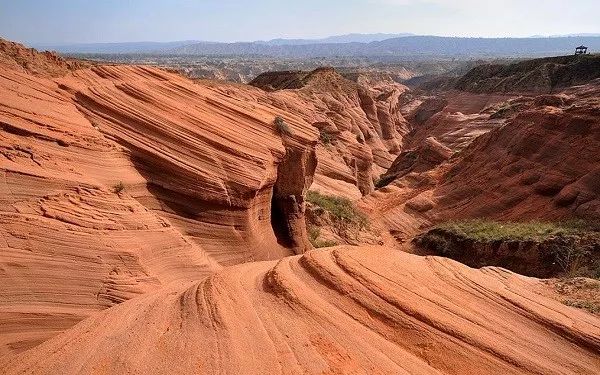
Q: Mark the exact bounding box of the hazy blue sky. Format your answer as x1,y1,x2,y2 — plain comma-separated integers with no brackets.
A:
1,0,599,44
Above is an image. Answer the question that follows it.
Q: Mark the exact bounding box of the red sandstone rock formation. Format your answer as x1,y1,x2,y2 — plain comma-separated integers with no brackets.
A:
0,40,317,355
0,38,86,77
368,80,600,243
3,246,599,374
1,40,599,374
434,81,600,221
251,67,410,198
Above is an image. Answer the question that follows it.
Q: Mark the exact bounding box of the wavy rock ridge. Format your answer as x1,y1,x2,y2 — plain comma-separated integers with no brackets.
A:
3,246,599,374
0,40,318,355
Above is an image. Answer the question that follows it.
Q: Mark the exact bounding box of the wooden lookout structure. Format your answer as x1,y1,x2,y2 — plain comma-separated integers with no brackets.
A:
575,45,588,55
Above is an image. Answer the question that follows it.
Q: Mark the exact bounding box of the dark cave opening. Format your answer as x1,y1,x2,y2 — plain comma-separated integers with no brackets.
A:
270,188,295,248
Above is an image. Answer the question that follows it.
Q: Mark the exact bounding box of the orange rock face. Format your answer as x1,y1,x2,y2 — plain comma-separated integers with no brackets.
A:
3,246,599,374
434,82,600,221
403,90,514,151
0,38,86,77
0,40,318,355
251,67,411,198
369,81,600,243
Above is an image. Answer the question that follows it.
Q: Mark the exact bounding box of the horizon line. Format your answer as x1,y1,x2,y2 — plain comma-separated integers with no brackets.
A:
22,33,600,47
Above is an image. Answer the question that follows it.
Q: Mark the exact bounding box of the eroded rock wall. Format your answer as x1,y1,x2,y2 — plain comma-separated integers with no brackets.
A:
251,68,410,198
0,41,319,355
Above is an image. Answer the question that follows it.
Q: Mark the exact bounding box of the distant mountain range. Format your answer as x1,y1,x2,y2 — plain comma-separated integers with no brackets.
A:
171,36,600,58
532,33,600,38
31,33,415,53
32,34,600,57
256,33,415,45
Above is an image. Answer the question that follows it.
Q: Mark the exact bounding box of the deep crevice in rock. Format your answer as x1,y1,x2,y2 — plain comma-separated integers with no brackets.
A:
270,145,318,254
270,188,295,248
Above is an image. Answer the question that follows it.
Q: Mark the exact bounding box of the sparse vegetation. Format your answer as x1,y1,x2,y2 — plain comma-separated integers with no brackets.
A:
306,191,368,229
564,300,600,315
432,219,598,242
308,226,337,248
319,130,334,144
113,181,125,194
416,231,453,256
415,219,600,279
490,104,509,119
553,277,600,315
274,116,293,136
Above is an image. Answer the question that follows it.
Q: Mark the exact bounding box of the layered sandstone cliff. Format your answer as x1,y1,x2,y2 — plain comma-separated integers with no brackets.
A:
367,80,600,244
0,39,318,355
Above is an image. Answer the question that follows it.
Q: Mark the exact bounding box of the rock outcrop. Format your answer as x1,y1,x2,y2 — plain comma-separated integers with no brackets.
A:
3,246,599,374
402,90,514,152
251,67,410,197
367,80,600,245
434,81,600,221
455,54,600,93
0,37,86,77
377,137,452,188
0,40,318,355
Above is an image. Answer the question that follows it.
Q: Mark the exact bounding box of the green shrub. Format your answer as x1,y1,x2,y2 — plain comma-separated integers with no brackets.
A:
113,181,125,194
490,104,512,119
319,130,334,144
307,225,338,248
433,219,588,242
308,226,321,242
415,232,454,256
306,191,368,229
490,101,526,120
274,116,293,136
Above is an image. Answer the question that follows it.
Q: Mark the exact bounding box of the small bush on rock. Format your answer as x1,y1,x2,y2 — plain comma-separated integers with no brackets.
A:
113,181,125,194
375,174,396,189
308,226,337,248
274,116,293,136
319,130,334,144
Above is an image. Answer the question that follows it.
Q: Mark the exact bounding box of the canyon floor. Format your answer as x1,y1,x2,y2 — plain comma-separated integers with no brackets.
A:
0,38,599,374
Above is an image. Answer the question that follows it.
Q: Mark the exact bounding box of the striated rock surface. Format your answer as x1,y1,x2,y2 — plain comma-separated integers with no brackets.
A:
64,65,318,259
434,81,600,221
251,67,410,197
378,137,452,187
367,81,600,245
403,90,514,152
3,246,599,374
0,40,318,355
